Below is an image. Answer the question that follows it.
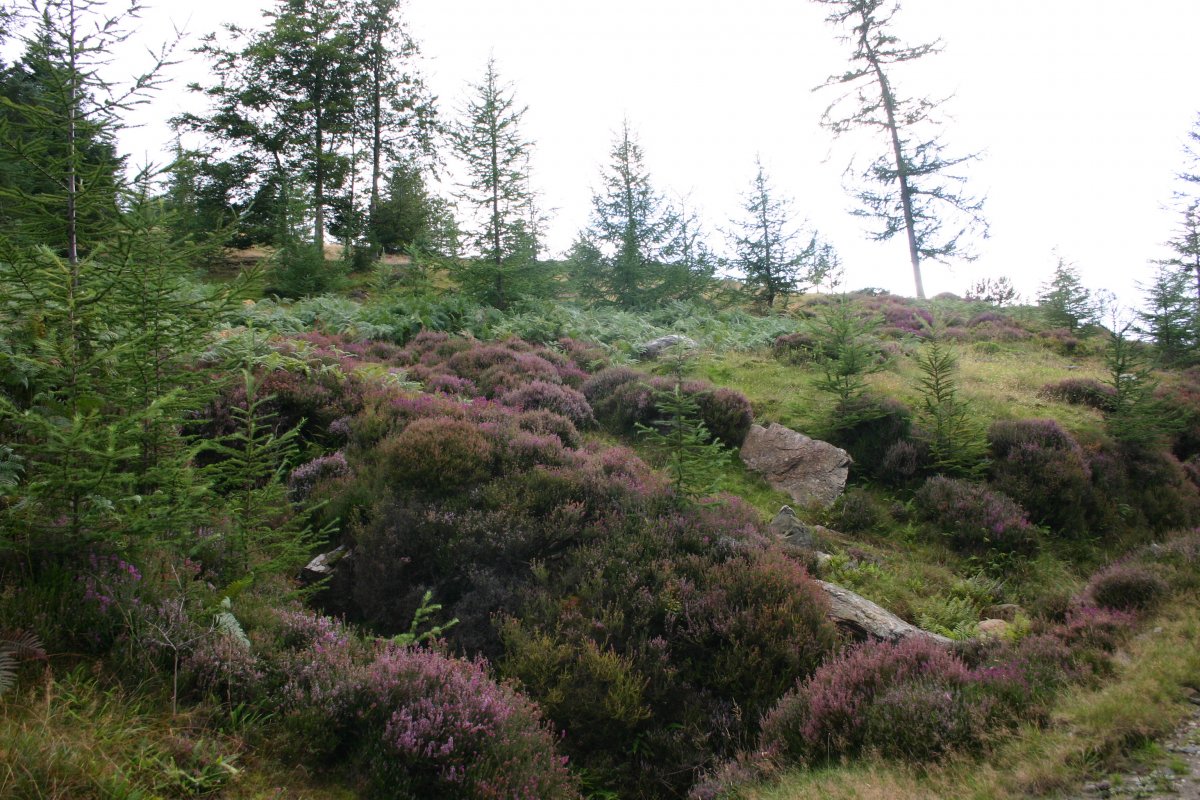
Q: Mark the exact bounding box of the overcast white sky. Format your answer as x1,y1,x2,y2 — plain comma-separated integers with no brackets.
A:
87,1,1200,304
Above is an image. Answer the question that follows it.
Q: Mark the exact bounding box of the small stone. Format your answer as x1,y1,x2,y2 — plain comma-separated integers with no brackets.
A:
301,544,349,582
977,618,1010,639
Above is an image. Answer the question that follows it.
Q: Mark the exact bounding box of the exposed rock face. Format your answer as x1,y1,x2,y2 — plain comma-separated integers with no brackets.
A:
815,580,952,645
301,544,350,582
300,545,356,617
740,423,851,508
768,505,821,550
638,334,697,359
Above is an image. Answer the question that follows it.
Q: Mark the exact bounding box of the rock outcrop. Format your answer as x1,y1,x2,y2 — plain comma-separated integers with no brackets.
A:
638,334,697,359
815,580,952,645
740,423,851,508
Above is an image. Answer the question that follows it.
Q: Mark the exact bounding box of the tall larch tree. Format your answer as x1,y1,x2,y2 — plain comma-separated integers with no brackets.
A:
354,0,437,257
814,0,986,299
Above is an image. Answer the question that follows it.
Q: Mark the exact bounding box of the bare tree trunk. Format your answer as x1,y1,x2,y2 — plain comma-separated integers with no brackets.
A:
861,24,925,300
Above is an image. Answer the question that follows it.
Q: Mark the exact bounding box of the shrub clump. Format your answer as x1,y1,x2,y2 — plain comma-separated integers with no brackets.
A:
583,367,654,433
694,387,754,447
759,637,973,764
379,417,496,493
500,380,595,428
1085,563,1170,612
1038,377,1117,410
517,409,582,449
261,609,580,799
827,394,914,479
987,419,1091,536
914,476,1037,555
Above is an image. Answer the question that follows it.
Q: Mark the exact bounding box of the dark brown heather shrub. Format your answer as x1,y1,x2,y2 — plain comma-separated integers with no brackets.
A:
1086,562,1170,612
914,476,1037,555
827,393,914,479
694,386,754,447
517,409,582,448
987,419,1091,536
1038,377,1116,411
499,380,595,428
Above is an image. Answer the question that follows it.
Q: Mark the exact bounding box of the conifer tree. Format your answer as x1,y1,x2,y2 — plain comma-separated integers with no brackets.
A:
730,158,831,309
583,120,678,308
1138,262,1195,365
914,337,986,476
814,0,986,299
450,57,545,309
0,0,233,555
1105,321,1179,451
355,0,436,257
1038,255,1095,331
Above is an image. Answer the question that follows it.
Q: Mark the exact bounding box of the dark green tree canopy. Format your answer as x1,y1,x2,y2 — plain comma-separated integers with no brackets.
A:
581,120,680,308
449,56,547,309
730,158,832,309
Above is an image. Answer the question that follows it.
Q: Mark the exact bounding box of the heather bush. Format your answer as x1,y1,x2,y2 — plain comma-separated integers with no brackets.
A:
184,630,264,704
1119,446,1200,532
1038,377,1117,410
1055,605,1135,655
583,367,655,432
377,417,497,494
878,438,930,487
773,329,819,363
259,609,580,799
826,393,914,479
500,516,837,797
287,451,350,502
505,431,571,470
477,353,566,396
862,681,990,760
580,365,641,403
694,387,754,447
517,409,582,448
987,419,1091,536
1039,327,1084,355
915,477,1037,555
1085,563,1169,612
760,637,972,764
424,373,479,396
500,380,596,428
825,488,888,533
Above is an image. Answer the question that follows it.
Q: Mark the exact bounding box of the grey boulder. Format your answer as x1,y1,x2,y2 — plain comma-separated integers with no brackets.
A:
740,423,851,508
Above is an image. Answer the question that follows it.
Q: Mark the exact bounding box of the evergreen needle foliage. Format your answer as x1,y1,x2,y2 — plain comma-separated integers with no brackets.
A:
636,378,731,500
199,370,318,577
914,337,986,477
812,292,883,409
1105,322,1180,450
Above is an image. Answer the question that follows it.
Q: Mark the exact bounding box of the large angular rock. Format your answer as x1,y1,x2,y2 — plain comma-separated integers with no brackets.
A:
740,423,851,508
816,580,951,645
638,334,697,360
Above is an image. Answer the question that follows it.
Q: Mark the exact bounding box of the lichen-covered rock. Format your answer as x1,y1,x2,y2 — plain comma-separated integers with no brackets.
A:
769,505,820,550
816,580,951,645
638,334,697,359
741,423,851,508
